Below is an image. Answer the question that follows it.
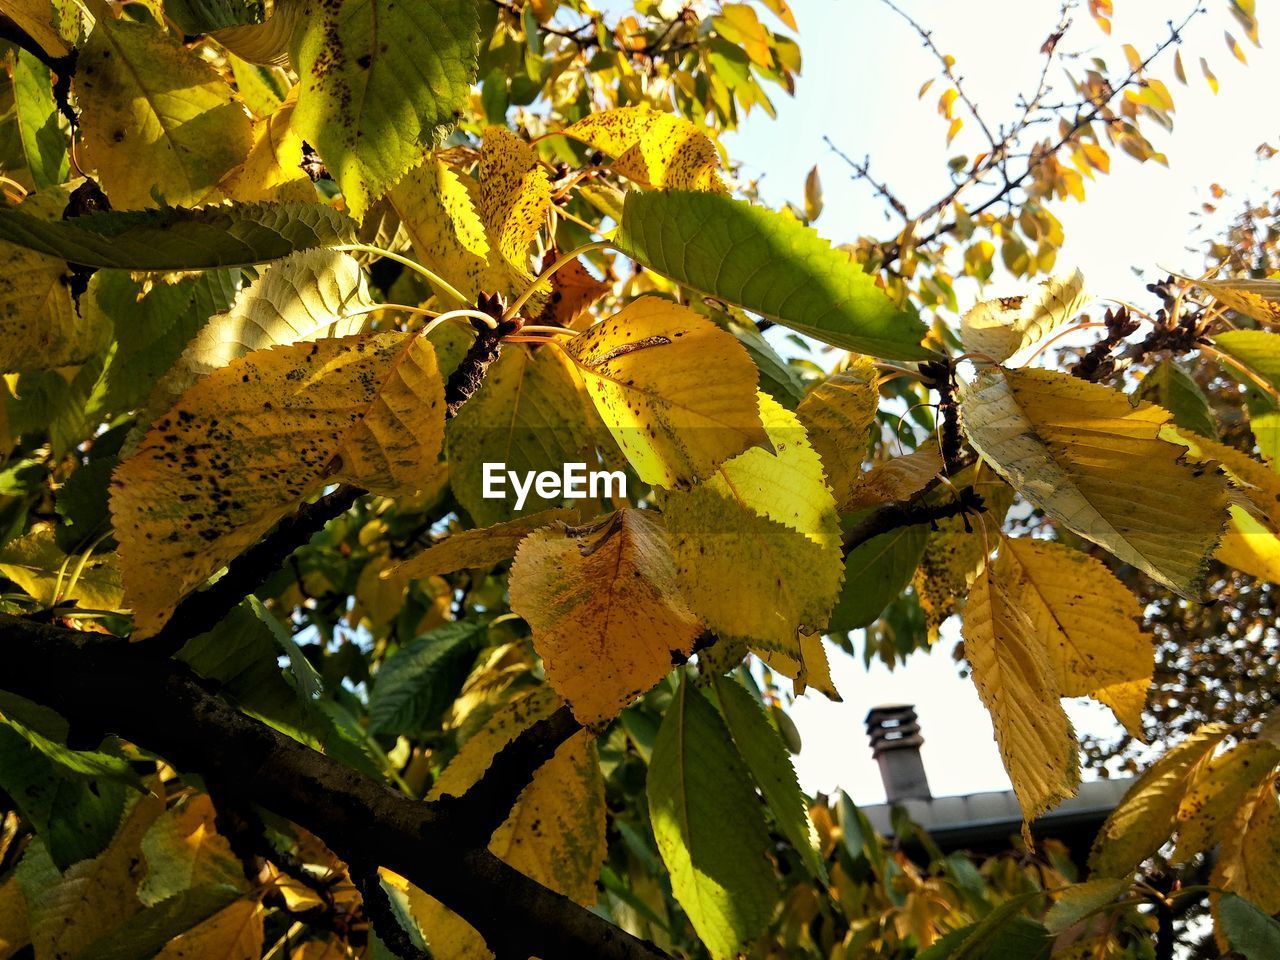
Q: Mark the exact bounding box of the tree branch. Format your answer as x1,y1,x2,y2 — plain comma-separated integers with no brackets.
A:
842,483,985,556
0,614,672,960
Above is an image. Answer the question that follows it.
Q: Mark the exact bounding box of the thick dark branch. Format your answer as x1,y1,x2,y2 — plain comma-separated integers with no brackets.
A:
0,614,671,960
842,484,985,556
452,705,580,842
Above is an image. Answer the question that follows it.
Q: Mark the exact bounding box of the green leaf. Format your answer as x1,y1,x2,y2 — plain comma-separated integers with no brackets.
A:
165,0,263,33
713,675,826,882
647,675,776,960
11,50,69,189
1135,359,1218,438
89,268,242,417
916,893,1049,960
288,0,480,219
0,718,129,869
1220,893,1280,959
0,201,355,270
247,596,322,701
614,190,931,360
1043,878,1130,935
829,523,928,631
368,621,487,736
1214,329,1280,390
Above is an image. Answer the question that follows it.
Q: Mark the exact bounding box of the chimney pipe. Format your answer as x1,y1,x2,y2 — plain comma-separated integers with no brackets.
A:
865,704,932,802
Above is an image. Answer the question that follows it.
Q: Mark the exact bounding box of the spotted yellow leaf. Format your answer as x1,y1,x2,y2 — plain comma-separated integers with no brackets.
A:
795,357,878,507
387,157,511,301
76,14,253,208
961,270,1087,362
963,547,1080,828
561,105,724,191
998,538,1153,738
565,296,767,487
509,509,702,725
1089,724,1231,877
477,128,551,282
406,687,606,960
389,508,578,581
113,331,445,637
1214,773,1280,915
1174,739,1280,862
961,367,1230,599
664,395,844,651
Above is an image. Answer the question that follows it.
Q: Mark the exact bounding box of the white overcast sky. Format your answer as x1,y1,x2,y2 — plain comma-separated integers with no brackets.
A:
721,0,1280,804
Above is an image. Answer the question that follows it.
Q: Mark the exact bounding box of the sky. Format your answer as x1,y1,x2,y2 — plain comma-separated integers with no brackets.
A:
719,0,1280,805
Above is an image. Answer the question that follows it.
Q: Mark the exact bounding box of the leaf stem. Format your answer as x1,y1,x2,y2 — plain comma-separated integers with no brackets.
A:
422,309,504,337
503,241,615,321
332,244,471,307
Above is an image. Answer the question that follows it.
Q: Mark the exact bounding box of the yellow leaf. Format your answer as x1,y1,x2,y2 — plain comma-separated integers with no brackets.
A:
1089,724,1231,877
795,357,879,508
1214,773,1280,914
219,87,316,202
155,899,264,960
509,510,702,725
754,633,841,701
1201,57,1219,94
562,106,723,191
845,444,943,512
389,509,579,581
1217,507,1280,582
1226,30,1248,64
76,15,253,208
960,270,1087,362
0,873,28,960
664,394,844,651
2,0,70,57
565,296,767,488
999,538,1153,738
113,331,445,637
446,344,596,525
21,794,164,960
0,240,104,372
387,158,511,303
1198,277,1280,326
1174,739,1280,862
960,367,1230,599
0,524,124,611
0,188,108,374
477,128,550,281
407,687,607,960
963,550,1079,828
139,794,247,905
